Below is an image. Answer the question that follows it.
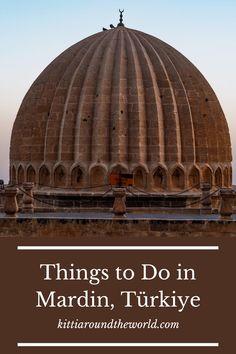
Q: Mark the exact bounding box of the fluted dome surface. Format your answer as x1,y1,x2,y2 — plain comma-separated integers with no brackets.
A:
10,26,232,191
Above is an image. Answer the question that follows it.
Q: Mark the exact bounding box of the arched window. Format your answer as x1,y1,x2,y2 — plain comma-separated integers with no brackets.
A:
202,166,212,186
223,167,229,187
71,167,84,188
90,166,106,186
27,165,36,183
39,165,50,187
171,167,185,190
214,167,222,187
133,167,146,189
189,166,200,189
54,165,66,188
153,167,167,190
11,165,16,184
18,165,24,185
110,164,127,175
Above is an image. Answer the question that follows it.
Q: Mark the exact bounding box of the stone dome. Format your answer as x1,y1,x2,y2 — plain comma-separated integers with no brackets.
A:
10,26,232,191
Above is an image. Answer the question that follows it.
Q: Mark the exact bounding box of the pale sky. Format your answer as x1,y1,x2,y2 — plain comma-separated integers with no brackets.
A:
0,0,235,182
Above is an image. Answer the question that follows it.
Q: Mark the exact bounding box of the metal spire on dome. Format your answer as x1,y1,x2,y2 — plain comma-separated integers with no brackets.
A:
118,9,124,27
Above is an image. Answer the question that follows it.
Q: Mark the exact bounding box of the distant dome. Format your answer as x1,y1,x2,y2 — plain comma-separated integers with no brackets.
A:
10,26,232,191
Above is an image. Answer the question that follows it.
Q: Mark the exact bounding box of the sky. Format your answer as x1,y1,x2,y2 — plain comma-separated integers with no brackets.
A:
0,0,236,183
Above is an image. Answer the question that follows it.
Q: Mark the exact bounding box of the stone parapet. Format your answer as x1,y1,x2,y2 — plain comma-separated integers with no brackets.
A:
0,213,236,238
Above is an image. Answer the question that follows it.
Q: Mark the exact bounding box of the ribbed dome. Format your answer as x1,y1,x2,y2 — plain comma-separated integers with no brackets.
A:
10,26,232,191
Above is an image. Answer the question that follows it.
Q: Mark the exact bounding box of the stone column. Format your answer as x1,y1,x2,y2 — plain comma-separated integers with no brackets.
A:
200,183,211,213
22,182,34,213
219,188,235,219
112,187,126,216
4,185,19,216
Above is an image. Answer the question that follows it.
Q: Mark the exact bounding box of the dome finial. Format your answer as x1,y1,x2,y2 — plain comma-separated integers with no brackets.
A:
118,9,124,27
